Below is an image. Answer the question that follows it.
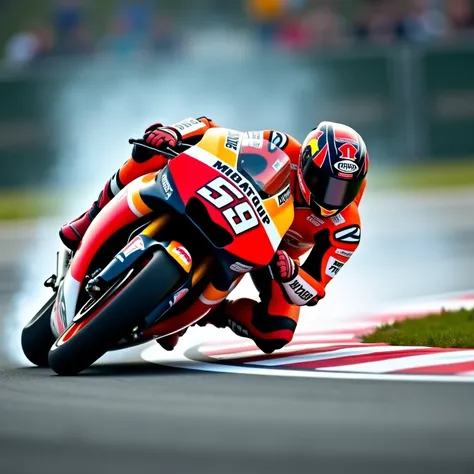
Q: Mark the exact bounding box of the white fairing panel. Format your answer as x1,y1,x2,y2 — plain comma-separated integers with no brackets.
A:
62,273,81,326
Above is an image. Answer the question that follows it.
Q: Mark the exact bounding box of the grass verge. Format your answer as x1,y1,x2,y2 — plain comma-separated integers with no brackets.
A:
373,160,474,190
361,308,474,348
0,190,61,220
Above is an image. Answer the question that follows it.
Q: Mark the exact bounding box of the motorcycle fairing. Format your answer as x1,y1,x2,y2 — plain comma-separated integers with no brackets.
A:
58,173,161,328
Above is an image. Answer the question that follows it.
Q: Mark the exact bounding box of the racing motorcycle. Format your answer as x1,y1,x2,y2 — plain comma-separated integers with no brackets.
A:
21,128,295,375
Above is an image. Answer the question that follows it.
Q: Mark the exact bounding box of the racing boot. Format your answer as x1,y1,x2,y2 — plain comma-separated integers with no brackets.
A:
157,301,231,351
59,176,116,251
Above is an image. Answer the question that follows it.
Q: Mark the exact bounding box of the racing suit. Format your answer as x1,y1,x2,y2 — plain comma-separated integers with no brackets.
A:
64,116,366,353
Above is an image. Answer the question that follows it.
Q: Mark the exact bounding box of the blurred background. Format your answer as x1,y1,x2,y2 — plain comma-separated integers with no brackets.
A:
1,0,474,352
2,0,474,208
1,5,474,471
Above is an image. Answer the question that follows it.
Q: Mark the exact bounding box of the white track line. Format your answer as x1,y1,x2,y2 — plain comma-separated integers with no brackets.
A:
324,350,474,373
140,291,474,383
141,345,474,383
244,345,433,367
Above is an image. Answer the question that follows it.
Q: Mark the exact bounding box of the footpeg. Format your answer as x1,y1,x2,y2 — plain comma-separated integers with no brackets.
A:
44,274,57,289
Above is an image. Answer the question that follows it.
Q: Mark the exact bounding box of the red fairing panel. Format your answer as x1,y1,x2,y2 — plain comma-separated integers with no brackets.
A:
69,189,142,283
168,154,275,266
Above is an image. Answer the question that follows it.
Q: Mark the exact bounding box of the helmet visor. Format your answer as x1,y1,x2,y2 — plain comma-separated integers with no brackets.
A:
303,162,363,211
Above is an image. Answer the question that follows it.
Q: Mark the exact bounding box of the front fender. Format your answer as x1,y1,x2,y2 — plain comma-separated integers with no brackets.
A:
93,236,193,287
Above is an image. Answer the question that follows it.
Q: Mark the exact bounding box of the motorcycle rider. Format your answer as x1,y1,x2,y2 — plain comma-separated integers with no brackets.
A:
60,117,369,353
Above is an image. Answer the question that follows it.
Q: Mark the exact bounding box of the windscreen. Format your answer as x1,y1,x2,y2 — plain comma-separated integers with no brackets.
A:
236,138,291,199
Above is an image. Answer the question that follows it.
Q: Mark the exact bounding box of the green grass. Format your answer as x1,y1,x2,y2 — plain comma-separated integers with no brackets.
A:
361,308,474,348
373,160,474,190
0,190,61,220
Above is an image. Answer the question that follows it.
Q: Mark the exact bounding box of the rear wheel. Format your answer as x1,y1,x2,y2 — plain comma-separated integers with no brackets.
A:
21,294,57,367
48,250,183,376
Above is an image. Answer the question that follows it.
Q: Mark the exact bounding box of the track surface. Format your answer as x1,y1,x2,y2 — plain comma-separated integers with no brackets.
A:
2,190,474,474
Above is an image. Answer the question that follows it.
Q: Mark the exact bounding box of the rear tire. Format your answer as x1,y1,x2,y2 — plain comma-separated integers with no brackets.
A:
48,250,183,376
21,295,57,367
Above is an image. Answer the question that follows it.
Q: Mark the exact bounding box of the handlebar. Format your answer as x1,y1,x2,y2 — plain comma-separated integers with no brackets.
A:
128,138,191,160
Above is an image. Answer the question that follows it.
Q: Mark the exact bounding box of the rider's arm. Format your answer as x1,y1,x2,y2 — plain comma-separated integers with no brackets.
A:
156,116,221,145
299,204,362,306
131,116,221,172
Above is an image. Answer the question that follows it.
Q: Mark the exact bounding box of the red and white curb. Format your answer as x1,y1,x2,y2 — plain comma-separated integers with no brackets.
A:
141,291,474,382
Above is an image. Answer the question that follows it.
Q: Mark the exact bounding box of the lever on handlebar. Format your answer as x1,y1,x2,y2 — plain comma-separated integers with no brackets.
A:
128,138,191,160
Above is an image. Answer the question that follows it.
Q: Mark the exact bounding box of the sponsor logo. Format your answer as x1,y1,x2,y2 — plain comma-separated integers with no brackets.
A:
123,236,145,257
334,160,359,174
278,186,291,206
172,246,192,267
229,320,249,337
325,257,345,277
335,248,353,258
289,279,314,301
334,225,361,243
338,172,354,179
307,214,324,227
245,131,263,148
225,130,242,153
330,214,346,226
269,131,288,151
172,117,204,133
161,172,173,199
173,288,189,304
212,160,271,225
230,261,254,273
338,143,358,160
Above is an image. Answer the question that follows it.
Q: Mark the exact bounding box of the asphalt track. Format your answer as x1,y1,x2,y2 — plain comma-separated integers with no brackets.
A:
1,190,474,474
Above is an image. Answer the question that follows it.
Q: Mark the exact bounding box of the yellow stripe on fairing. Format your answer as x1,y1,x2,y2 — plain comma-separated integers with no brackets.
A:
263,194,294,238
196,128,241,168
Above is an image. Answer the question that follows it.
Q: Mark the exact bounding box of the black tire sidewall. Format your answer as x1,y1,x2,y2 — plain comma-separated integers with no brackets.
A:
21,294,56,367
48,250,183,375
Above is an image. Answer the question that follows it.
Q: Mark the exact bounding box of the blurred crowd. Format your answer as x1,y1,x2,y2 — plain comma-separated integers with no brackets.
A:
3,0,474,64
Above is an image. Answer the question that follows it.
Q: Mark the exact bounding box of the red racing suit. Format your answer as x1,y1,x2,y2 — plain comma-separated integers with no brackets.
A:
114,117,366,353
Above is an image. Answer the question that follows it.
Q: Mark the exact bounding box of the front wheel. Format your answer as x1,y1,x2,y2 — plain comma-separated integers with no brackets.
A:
48,249,183,376
21,294,57,367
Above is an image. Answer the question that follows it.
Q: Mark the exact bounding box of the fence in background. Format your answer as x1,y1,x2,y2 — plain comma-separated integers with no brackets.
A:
1,41,474,188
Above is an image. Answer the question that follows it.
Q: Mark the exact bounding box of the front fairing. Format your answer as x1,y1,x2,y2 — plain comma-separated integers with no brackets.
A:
141,128,294,268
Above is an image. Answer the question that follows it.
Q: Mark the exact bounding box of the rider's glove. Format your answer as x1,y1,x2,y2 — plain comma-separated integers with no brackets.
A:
270,250,297,282
271,250,325,306
144,122,179,149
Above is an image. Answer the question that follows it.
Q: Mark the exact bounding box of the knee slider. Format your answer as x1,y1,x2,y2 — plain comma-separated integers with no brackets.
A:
256,338,289,354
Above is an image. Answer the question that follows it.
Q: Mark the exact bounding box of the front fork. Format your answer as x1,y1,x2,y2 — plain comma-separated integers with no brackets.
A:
44,245,73,293
76,214,226,339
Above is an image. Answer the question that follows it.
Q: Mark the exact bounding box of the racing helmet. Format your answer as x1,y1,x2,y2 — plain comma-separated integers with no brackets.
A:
298,121,369,217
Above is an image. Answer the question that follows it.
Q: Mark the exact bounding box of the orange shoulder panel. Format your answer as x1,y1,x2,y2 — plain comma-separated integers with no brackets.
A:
261,130,301,164
327,203,362,251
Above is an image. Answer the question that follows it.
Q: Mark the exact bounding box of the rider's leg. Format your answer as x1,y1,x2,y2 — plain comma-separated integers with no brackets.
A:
199,270,300,353
59,147,168,251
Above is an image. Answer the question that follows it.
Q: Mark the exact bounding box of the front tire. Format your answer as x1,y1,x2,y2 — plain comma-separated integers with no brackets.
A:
48,250,183,376
21,295,57,367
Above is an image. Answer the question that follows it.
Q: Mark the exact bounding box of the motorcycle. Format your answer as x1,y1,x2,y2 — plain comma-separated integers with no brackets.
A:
21,127,295,375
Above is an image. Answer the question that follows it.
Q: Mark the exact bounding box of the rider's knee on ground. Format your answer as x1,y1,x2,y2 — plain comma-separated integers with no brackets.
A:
256,337,291,354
